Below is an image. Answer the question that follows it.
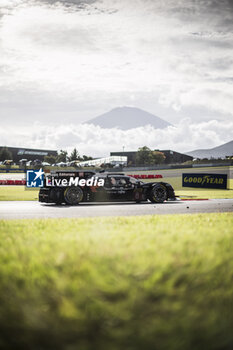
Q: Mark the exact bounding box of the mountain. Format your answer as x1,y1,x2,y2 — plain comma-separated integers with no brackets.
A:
85,106,171,130
187,140,233,159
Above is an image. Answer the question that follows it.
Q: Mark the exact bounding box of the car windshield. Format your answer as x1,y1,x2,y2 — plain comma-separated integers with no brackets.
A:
129,177,138,184
119,178,127,185
107,177,128,186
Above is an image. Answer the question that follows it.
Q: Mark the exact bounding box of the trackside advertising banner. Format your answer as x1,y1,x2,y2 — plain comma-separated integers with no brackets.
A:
182,173,227,189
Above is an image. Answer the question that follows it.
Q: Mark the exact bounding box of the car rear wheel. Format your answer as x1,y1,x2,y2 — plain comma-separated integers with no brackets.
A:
134,190,142,203
149,184,167,203
50,188,64,204
64,186,83,205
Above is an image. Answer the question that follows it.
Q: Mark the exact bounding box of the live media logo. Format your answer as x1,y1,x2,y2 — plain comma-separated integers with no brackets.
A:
26,169,44,188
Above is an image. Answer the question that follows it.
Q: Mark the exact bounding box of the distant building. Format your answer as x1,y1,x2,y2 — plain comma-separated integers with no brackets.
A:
110,151,137,165
110,150,193,165
0,146,57,163
78,156,127,167
160,150,193,164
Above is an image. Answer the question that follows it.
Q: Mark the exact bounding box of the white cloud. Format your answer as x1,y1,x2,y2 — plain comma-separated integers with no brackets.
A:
0,0,233,155
0,0,232,119
1,120,233,156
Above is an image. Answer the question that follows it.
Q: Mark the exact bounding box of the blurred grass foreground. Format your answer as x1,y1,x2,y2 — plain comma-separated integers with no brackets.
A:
0,213,233,350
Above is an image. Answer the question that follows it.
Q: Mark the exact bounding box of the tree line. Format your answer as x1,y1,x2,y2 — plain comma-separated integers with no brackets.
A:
44,148,93,164
0,147,13,161
0,147,93,164
0,146,165,165
135,146,166,165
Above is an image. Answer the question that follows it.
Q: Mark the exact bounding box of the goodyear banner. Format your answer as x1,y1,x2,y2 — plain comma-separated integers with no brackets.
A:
182,173,227,189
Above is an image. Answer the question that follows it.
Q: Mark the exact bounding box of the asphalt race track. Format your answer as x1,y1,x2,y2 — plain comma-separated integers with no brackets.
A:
0,199,233,220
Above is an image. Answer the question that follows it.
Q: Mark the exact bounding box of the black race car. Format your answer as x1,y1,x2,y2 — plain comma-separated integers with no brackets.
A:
39,170,176,205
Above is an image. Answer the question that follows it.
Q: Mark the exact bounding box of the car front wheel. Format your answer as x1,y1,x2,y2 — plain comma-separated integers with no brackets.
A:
64,186,83,205
149,184,167,203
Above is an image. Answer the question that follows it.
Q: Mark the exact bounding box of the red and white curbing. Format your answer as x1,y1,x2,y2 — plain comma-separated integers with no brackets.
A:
181,198,209,201
127,174,163,179
0,179,26,185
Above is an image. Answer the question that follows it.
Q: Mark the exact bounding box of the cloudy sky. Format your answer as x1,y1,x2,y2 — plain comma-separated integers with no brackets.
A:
0,0,233,156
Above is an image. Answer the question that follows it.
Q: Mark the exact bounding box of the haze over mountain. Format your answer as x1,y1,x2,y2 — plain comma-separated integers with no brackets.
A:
85,107,172,130
187,140,233,159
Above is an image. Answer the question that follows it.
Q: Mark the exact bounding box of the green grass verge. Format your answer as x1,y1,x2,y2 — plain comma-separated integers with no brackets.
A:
0,186,39,201
0,177,233,201
130,166,233,199
0,213,233,350
167,177,233,199
176,189,233,199
0,179,232,201
146,177,233,199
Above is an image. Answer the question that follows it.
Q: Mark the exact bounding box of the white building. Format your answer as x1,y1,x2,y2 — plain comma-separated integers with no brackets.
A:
78,156,127,167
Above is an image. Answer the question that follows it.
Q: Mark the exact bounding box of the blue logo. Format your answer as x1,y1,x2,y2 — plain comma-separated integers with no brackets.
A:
26,168,44,188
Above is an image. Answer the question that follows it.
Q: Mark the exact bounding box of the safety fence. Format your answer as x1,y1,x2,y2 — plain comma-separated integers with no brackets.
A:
0,174,163,185
0,180,26,185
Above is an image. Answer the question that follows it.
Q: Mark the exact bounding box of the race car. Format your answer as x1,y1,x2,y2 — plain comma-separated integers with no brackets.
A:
39,170,176,205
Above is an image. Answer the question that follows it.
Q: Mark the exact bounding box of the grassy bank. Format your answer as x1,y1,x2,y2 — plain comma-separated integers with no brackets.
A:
0,181,233,201
160,177,233,199
0,186,39,201
0,213,233,350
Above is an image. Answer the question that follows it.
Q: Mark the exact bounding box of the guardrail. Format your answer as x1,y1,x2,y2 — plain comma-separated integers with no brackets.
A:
0,174,163,186
0,169,26,173
127,174,163,179
124,162,233,171
0,180,26,185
